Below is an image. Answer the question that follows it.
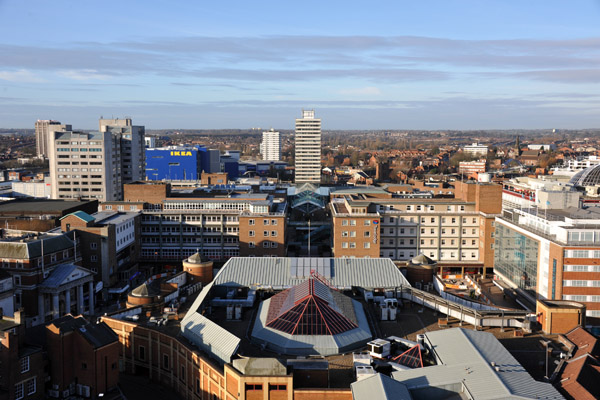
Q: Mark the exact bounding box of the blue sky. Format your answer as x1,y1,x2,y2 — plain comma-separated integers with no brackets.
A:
1,0,600,130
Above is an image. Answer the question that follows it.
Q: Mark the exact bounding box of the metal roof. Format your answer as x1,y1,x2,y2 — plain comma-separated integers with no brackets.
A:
180,282,241,365
61,210,95,223
39,263,93,289
392,328,564,399
351,373,412,400
213,257,410,290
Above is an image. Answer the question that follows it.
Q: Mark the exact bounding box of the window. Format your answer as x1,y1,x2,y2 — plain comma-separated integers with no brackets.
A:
342,220,349,226
269,384,286,391
271,231,277,237
51,254,57,263
431,218,435,223
271,219,278,225
163,354,169,369
263,231,269,237
14,275,21,286
27,378,36,395
181,366,186,381
249,230,255,237
196,379,200,394
263,242,270,248
263,219,269,225
90,242,97,249
246,384,263,391
364,242,371,249
15,383,23,400
364,231,371,237
82,362,88,370
364,220,371,226
249,219,255,226
20,356,29,373
350,231,356,237
249,242,255,248
342,231,349,237
91,255,98,262
139,345,146,360
342,242,349,248
350,242,356,248
350,220,356,226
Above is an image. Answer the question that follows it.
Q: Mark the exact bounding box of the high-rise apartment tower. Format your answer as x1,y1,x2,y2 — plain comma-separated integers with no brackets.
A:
294,110,321,183
260,129,281,161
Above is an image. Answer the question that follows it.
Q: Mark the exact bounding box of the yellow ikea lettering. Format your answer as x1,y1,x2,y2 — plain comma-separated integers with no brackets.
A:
170,151,192,156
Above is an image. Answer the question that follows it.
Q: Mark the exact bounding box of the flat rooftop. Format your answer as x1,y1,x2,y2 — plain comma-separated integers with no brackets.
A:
0,199,96,214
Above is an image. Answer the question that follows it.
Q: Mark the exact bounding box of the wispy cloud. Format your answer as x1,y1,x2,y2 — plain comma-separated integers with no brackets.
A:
339,86,382,96
1,35,599,83
0,69,45,82
57,69,112,81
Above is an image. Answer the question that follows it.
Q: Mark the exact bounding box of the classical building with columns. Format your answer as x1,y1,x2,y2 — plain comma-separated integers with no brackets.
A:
38,264,95,323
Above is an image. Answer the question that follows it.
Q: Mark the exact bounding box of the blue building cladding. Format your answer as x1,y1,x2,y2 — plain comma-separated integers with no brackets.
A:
145,146,204,181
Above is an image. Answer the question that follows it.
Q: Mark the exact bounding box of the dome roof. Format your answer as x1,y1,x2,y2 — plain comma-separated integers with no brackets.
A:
569,165,600,187
186,252,210,264
410,253,437,266
131,281,160,297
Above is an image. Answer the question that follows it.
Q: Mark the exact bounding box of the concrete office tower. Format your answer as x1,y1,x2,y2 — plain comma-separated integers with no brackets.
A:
99,118,145,183
48,129,122,201
35,120,71,158
294,109,321,183
260,129,282,161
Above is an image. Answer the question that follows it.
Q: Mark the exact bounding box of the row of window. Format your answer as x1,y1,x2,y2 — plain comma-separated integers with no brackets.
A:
564,265,600,272
563,280,600,287
249,241,279,248
378,204,467,212
564,295,600,302
249,231,278,237
248,219,279,226
565,249,600,259
341,242,370,249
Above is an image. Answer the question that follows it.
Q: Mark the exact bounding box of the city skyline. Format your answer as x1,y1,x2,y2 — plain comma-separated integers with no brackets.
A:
1,1,600,129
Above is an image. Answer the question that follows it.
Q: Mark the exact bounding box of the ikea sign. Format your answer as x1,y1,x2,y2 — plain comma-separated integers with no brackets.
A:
170,151,193,156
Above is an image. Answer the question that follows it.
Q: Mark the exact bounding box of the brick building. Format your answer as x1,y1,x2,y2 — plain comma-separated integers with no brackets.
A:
46,315,119,398
0,231,81,325
60,210,141,292
330,181,502,276
0,311,44,400
100,182,286,261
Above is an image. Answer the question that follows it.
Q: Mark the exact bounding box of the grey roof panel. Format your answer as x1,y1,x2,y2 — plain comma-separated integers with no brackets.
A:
351,373,412,400
392,328,564,400
181,282,241,365
214,257,409,290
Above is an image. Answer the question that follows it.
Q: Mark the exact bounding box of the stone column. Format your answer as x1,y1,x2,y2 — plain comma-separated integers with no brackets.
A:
88,281,95,316
77,285,84,315
65,289,71,315
52,293,59,319
38,293,45,323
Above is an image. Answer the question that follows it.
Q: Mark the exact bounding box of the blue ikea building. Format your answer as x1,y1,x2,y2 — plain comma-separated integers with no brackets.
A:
146,146,206,181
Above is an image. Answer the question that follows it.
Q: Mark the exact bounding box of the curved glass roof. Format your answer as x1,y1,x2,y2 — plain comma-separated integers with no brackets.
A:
569,165,600,187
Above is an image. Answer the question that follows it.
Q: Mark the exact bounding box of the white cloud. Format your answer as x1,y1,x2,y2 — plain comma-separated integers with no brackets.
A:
0,69,45,82
57,69,111,81
339,86,382,96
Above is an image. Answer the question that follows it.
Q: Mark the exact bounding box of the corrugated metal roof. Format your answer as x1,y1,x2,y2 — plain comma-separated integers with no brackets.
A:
180,282,241,365
392,328,564,399
213,257,410,290
351,373,412,400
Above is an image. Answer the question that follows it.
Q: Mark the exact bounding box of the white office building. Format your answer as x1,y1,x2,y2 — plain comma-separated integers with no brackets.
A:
48,118,145,201
294,110,321,184
35,120,71,158
463,142,489,157
260,129,281,161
